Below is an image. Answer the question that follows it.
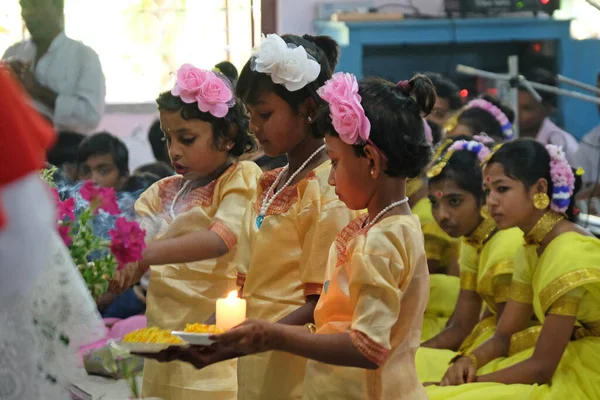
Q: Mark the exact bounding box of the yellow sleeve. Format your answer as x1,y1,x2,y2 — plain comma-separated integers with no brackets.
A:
547,287,585,317
134,181,167,242
296,200,356,297
349,251,403,366
209,162,261,251
509,248,534,304
459,243,478,291
234,202,253,288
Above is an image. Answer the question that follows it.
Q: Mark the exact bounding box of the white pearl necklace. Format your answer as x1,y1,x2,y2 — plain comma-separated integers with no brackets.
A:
256,144,326,229
366,197,409,227
169,180,191,219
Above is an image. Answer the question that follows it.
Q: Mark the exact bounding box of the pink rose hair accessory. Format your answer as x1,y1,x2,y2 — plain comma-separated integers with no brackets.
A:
318,73,387,159
171,63,235,118
467,99,514,140
545,144,575,213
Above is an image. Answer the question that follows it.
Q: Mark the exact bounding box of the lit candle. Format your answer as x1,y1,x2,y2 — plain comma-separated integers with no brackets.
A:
216,290,247,331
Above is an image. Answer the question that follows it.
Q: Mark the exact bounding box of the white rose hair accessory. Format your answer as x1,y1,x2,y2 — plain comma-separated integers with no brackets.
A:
171,63,235,118
251,34,321,92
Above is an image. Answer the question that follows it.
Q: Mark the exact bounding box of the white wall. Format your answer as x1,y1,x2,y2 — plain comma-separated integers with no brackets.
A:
277,0,444,34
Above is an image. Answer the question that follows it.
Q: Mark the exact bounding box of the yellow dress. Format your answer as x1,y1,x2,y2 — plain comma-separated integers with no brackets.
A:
426,232,600,399
135,162,262,400
417,222,523,383
304,214,429,400
236,161,359,400
412,197,461,341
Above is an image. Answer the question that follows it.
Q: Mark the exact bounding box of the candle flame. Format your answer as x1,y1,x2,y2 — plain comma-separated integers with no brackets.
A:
227,290,238,299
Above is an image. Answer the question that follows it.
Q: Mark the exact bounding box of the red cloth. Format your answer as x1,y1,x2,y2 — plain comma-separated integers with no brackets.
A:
0,66,56,228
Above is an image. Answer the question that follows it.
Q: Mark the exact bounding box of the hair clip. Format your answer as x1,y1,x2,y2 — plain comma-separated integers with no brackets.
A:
482,143,503,165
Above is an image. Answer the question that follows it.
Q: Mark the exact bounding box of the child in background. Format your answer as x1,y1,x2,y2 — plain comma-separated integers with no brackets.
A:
416,136,524,383
445,94,515,143
47,131,85,183
110,62,262,400
424,72,463,127
77,131,130,190
210,73,435,399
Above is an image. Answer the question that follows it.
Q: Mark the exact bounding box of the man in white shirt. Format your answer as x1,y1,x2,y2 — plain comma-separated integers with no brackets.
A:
518,68,579,165
2,0,105,135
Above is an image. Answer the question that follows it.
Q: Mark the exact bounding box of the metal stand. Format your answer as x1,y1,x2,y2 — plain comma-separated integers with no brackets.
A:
456,57,600,139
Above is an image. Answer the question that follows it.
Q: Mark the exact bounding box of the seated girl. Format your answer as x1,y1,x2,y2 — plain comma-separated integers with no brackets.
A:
427,139,600,399
416,136,524,383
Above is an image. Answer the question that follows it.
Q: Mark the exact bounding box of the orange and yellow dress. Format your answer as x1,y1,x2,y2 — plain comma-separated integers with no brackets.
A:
135,161,262,400
426,231,600,399
412,196,461,341
304,213,429,399
417,220,523,383
235,160,359,400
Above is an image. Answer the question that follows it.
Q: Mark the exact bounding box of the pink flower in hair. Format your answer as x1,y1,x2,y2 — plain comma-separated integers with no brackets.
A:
171,64,234,118
318,73,371,145
546,144,575,213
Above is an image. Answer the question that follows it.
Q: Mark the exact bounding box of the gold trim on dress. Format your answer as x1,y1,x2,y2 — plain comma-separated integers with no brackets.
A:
523,211,564,248
508,325,542,356
458,315,496,353
539,268,600,312
547,294,581,317
509,281,534,304
493,282,512,304
574,320,600,339
462,218,497,252
477,260,515,298
460,271,478,291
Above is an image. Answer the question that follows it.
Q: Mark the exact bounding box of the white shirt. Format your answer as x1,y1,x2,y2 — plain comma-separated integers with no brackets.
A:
536,118,580,166
574,124,600,184
2,32,106,134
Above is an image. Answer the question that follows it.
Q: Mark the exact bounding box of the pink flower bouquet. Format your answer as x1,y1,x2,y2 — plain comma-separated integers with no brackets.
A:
48,178,146,298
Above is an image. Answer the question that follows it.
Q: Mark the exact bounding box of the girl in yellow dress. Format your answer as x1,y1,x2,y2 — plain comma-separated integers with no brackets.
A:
207,73,436,399
427,138,600,399
110,62,262,400
415,136,524,383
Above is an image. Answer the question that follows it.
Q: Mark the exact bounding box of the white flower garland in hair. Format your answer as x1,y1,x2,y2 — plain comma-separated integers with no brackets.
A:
251,33,321,92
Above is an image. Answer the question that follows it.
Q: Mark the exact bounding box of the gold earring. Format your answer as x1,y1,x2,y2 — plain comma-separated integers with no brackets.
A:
480,205,491,219
533,192,550,210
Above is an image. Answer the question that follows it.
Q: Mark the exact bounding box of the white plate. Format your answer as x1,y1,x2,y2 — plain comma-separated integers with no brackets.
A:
171,331,215,346
110,340,177,353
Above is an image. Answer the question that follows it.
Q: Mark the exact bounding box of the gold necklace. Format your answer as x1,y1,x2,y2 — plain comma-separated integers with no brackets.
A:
524,211,564,248
463,218,497,251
